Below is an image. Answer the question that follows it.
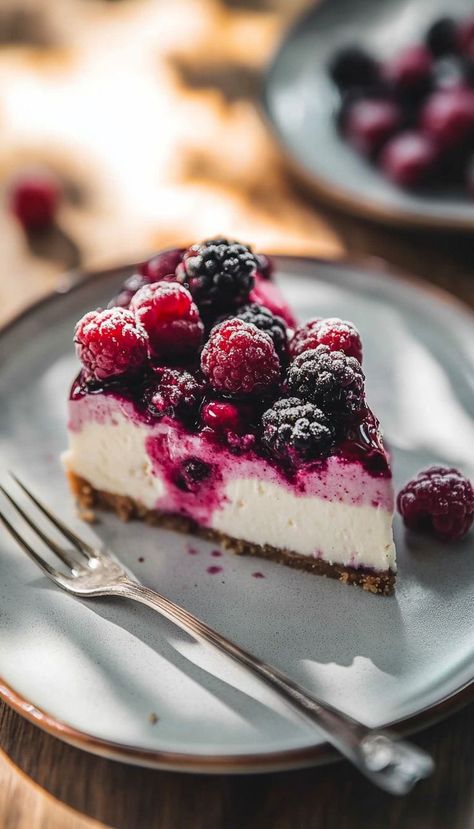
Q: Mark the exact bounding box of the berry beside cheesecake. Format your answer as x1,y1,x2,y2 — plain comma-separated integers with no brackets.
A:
63,239,396,594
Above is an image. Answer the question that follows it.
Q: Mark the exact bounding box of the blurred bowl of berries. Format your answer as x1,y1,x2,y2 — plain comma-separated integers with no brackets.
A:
263,0,474,230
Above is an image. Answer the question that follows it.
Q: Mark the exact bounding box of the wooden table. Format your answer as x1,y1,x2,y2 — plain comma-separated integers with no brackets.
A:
0,2,473,827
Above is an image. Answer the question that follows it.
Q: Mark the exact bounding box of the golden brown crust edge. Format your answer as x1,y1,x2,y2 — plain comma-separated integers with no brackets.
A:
67,471,395,596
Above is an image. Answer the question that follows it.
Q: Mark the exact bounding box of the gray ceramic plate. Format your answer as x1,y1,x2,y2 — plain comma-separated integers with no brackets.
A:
0,256,473,773
263,0,474,230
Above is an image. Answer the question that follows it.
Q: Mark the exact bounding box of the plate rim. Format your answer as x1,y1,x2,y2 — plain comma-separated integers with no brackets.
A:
261,0,474,233
1,254,473,773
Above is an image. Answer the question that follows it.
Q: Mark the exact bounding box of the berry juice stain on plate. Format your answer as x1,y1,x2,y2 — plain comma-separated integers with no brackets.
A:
207,565,223,575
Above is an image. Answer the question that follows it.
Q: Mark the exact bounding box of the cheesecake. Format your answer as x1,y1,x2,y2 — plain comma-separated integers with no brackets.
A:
63,238,396,594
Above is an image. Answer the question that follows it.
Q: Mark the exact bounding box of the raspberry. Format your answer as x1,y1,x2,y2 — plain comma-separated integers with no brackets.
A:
262,398,335,462
420,88,474,150
344,99,402,157
234,303,288,362
287,345,365,417
382,45,433,98
150,369,205,417
290,317,362,363
139,248,184,282
74,308,148,381
131,282,203,361
201,319,280,397
201,401,243,435
177,237,257,312
380,131,439,188
397,466,474,542
10,171,60,231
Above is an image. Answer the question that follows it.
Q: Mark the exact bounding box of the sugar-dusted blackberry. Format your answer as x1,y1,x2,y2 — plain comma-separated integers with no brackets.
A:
150,368,206,418
426,17,458,57
287,345,365,417
234,303,288,362
262,398,335,462
176,238,257,312
328,46,379,91
397,466,473,542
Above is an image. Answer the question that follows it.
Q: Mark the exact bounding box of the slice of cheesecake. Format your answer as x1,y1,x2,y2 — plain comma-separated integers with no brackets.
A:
63,239,396,594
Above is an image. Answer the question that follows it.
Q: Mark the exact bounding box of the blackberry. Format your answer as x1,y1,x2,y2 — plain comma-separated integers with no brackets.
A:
328,46,379,91
177,238,257,312
426,17,457,57
287,345,365,417
262,398,335,462
175,458,212,493
150,368,205,417
234,303,288,362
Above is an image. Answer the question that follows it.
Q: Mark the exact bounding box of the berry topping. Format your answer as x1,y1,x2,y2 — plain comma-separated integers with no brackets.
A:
290,317,362,363
344,98,402,157
150,368,205,417
328,46,379,91
176,238,257,312
201,318,280,397
139,248,184,282
249,273,297,328
74,308,148,381
380,131,438,188
234,303,288,362
426,17,458,57
262,398,335,462
201,401,243,435
174,458,212,493
382,45,433,98
397,467,474,542
130,282,203,361
256,253,274,280
287,345,365,417
10,171,60,231
420,88,474,150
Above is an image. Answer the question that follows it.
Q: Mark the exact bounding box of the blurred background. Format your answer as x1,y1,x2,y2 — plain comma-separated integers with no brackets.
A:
0,0,472,324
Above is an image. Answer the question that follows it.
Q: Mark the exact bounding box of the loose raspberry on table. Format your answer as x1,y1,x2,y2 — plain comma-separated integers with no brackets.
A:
74,308,148,381
176,237,257,312
131,282,203,361
201,318,280,397
290,317,363,362
397,466,474,542
262,398,335,462
10,171,60,231
233,303,288,362
150,368,205,417
287,345,365,417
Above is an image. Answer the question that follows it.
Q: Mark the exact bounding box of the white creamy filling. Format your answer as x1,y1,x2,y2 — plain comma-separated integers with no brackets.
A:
63,416,396,573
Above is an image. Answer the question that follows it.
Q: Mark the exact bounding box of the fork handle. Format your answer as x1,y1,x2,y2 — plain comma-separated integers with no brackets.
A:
114,579,433,793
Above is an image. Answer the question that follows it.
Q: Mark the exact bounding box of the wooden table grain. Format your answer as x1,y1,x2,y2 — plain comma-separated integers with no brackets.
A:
0,2,473,827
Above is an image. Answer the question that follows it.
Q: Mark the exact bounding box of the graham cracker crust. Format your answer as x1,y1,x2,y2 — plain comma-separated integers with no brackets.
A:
68,471,395,596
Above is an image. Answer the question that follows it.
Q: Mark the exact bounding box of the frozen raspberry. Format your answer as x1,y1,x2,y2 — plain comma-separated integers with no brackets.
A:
426,17,458,57
420,88,474,150
262,398,335,462
139,248,184,282
177,238,257,312
287,345,365,417
397,466,474,542
380,131,439,188
328,46,379,90
10,171,60,231
344,98,402,157
150,368,205,417
234,303,288,362
131,282,203,361
74,308,148,381
201,401,243,435
201,319,280,397
382,45,433,98
290,317,362,363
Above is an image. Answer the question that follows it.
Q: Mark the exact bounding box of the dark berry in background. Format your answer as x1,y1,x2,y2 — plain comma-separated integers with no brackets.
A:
328,46,379,91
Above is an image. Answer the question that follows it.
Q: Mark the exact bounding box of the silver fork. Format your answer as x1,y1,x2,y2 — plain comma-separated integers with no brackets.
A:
0,474,434,793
